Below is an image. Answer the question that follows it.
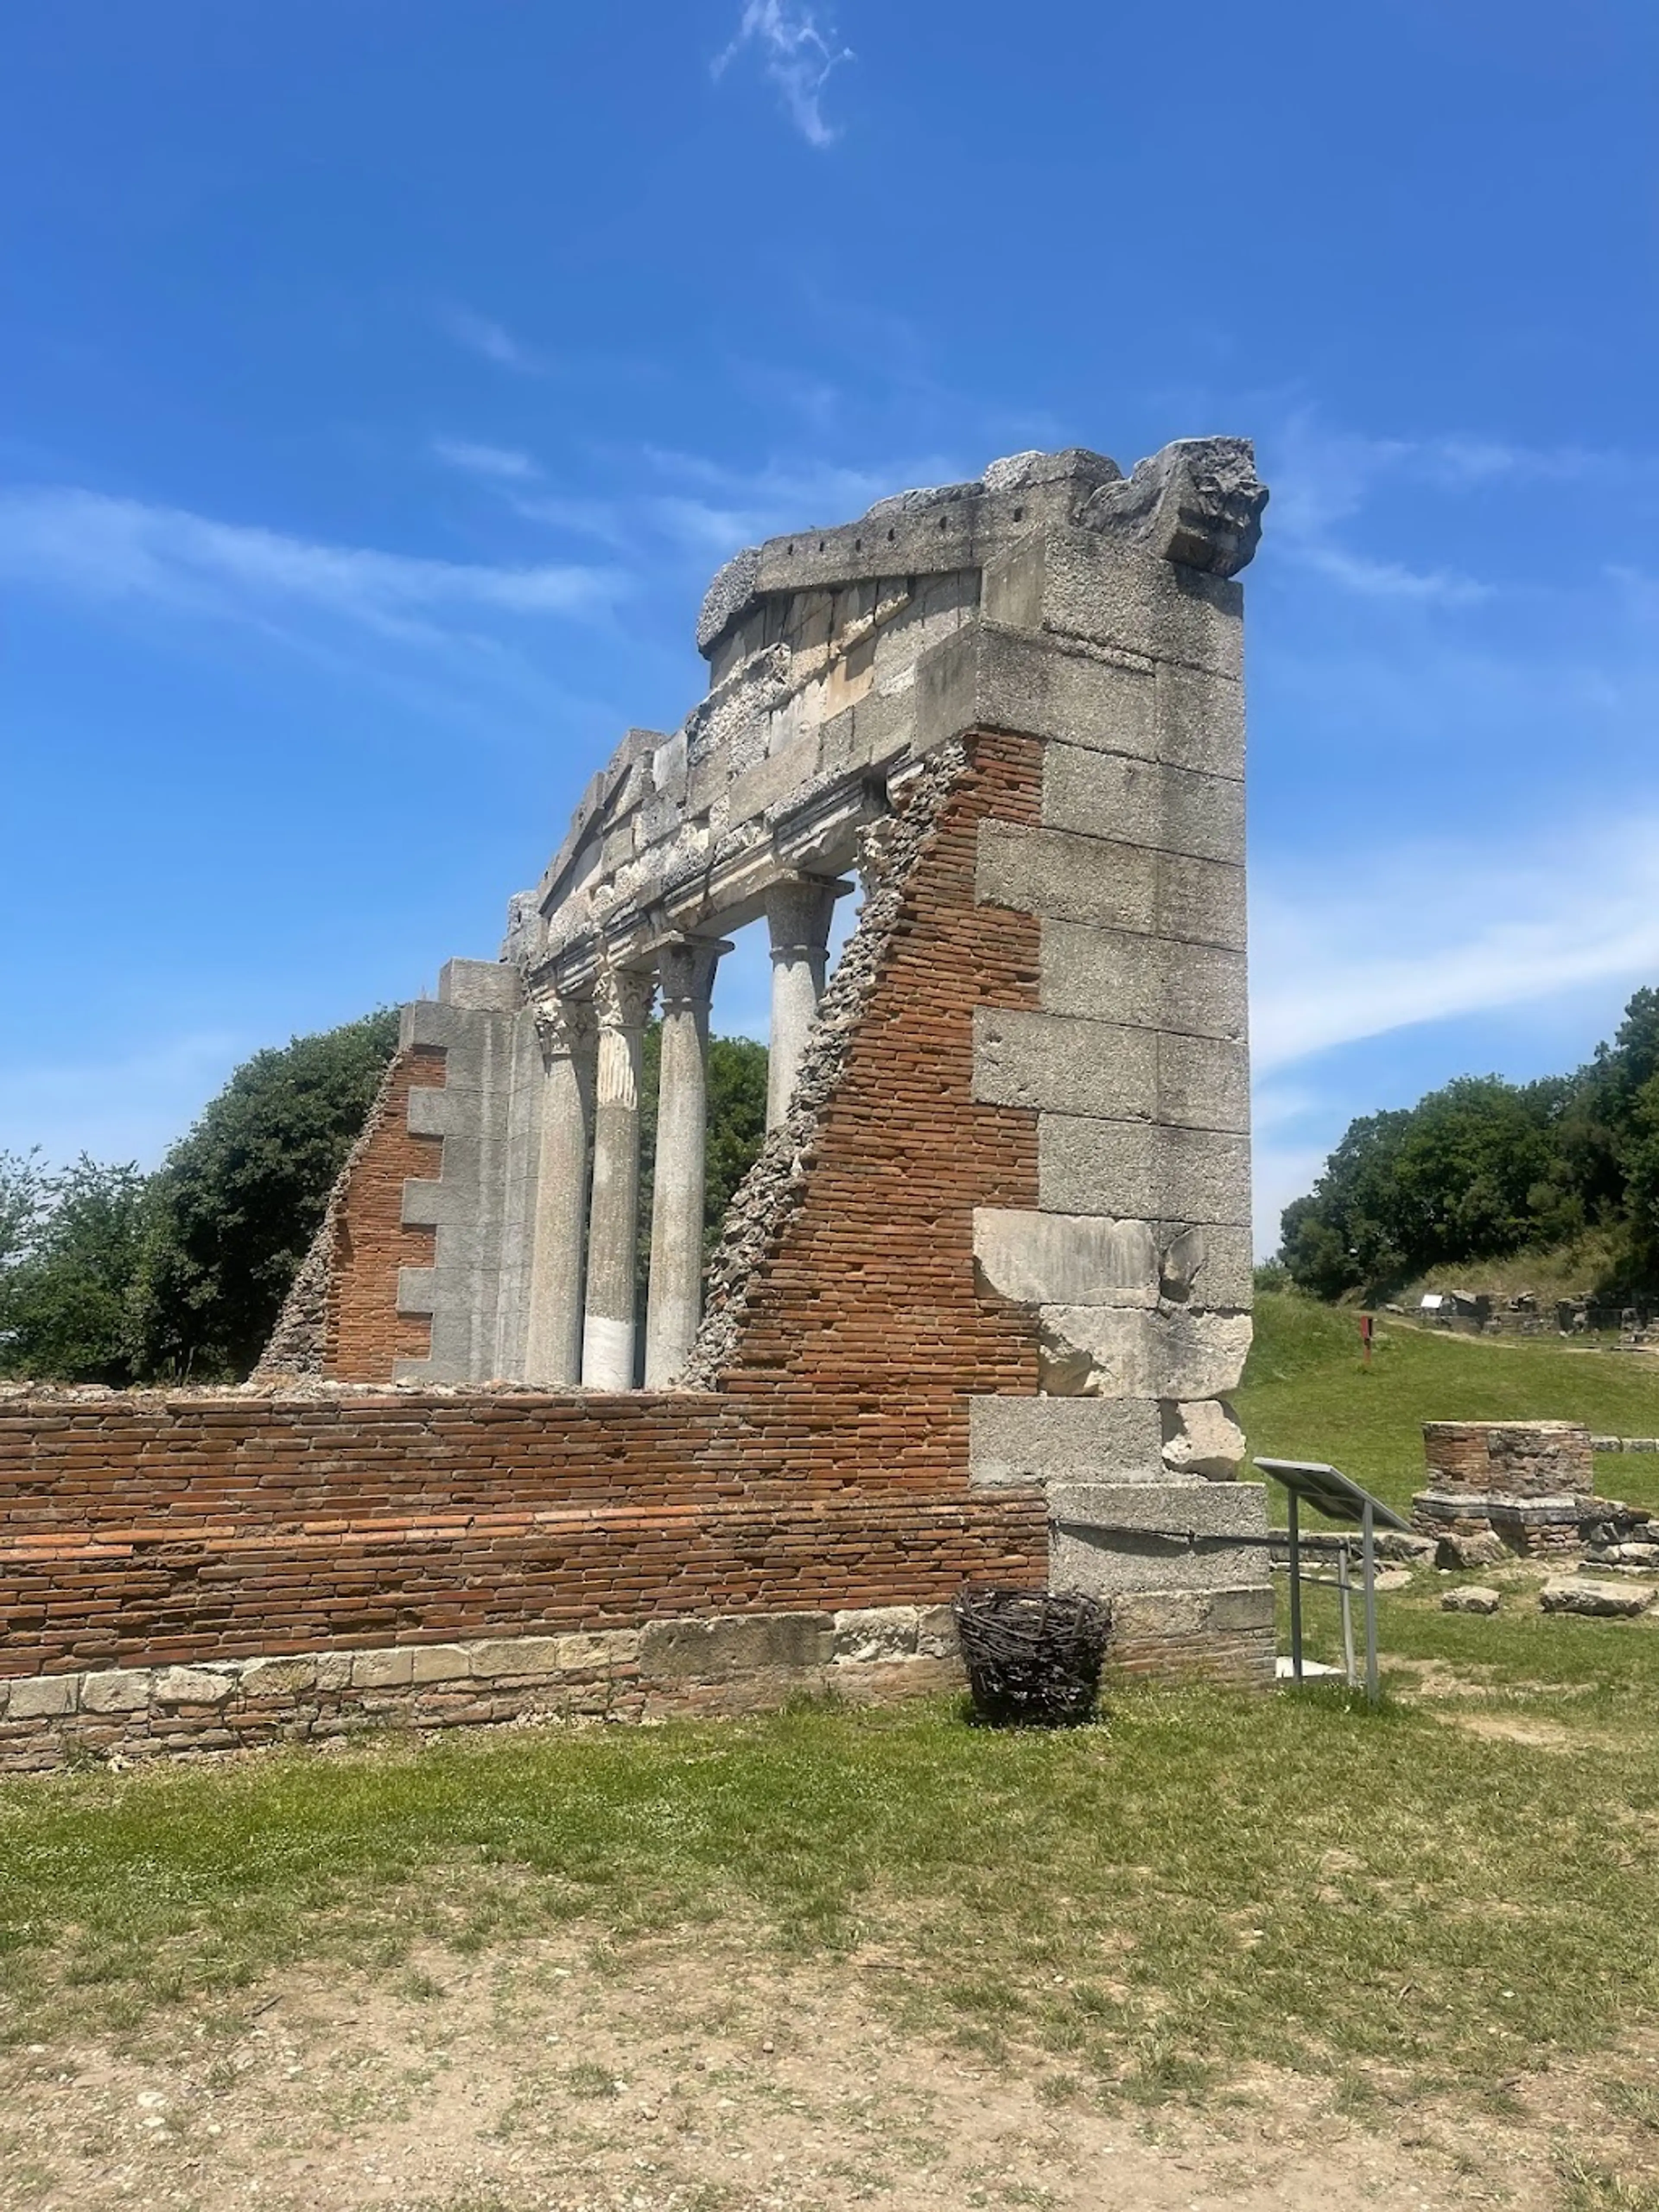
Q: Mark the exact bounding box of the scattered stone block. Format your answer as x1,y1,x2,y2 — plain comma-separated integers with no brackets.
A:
1441,1585,1501,1615
1375,1531,1437,1565
1436,1531,1510,1571
1540,1578,1656,1619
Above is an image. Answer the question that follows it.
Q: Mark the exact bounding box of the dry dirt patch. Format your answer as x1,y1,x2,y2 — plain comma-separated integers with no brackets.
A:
1,1932,1645,2212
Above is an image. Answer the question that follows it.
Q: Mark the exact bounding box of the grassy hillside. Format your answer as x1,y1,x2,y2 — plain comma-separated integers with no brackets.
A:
1235,1291,1659,1519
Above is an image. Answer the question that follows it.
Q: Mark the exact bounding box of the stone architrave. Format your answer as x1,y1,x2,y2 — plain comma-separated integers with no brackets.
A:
764,875,842,1127
581,963,655,1390
524,993,596,1386
645,936,728,1387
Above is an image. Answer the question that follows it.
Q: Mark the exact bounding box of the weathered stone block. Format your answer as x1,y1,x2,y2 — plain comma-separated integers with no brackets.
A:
553,1629,641,1671
350,1648,414,1690
915,620,1155,757
639,1613,834,1681
981,530,1243,679
1040,921,1247,1041
832,1607,920,1663
467,1638,564,1680
1039,1117,1251,1228
1540,1578,1655,1619
1049,1480,1269,1597
1038,1307,1251,1400
973,1006,1156,1120
238,1656,318,1698
80,1668,153,1714
1042,744,1244,864
1039,1124,1247,1230
1442,1586,1501,1615
155,1666,232,1706
915,1604,960,1660
1156,1032,1250,1135
1154,664,1247,778
1161,1398,1246,1478
6,1674,80,1719
406,1646,472,1685
967,1394,1161,1488
973,1208,1159,1308
978,821,1157,933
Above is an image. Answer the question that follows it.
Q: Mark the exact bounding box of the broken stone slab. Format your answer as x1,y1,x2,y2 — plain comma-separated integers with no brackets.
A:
1441,1586,1501,1615
1539,1579,1656,1619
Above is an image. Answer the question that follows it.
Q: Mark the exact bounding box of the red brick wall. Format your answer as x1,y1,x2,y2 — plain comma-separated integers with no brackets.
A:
0,734,1049,1679
324,1044,445,1379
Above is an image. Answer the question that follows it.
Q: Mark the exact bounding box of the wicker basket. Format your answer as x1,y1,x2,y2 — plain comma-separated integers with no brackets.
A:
952,1586,1112,1728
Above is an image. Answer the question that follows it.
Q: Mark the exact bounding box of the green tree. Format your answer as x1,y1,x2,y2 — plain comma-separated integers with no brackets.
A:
635,1024,770,1305
0,1155,149,1384
133,1009,400,1381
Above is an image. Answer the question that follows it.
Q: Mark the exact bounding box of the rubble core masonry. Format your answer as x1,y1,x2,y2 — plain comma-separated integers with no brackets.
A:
0,438,1274,1765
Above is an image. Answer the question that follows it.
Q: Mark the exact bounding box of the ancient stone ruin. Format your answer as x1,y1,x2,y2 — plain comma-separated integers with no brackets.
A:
0,436,1274,1767
1413,1418,1654,1567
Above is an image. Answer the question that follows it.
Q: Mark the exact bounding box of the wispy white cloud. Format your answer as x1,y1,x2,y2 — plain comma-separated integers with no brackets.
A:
441,306,543,374
0,485,624,641
1268,415,1489,605
714,2,854,149
431,437,540,482
1251,814,1659,1076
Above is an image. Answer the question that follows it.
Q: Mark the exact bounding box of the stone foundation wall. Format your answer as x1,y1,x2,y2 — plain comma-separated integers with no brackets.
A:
0,1592,1278,1773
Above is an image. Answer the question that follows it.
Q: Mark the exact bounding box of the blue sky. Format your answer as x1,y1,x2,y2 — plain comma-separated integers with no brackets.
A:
4,0,1656,1252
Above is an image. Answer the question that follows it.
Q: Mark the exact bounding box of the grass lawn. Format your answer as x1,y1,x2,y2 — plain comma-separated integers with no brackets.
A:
3,1295,1659,2207
1234,1291,1659,1519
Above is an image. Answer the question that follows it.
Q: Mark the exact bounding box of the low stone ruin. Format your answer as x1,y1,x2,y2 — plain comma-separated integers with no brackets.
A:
1412,1418,1655,1573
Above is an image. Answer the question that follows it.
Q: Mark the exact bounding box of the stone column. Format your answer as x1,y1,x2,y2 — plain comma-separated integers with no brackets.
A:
523,994,596,1387
764,874,844,1127
580,962,654,1391
644,936,729,1387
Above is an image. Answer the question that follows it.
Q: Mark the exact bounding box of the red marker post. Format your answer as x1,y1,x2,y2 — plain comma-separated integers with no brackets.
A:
1358,1312,1374,1367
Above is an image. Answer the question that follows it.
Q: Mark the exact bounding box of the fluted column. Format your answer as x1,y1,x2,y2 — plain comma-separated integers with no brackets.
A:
581,962,654,1390
645,936,729,1387
764,874,845,1127
523,993,596,1387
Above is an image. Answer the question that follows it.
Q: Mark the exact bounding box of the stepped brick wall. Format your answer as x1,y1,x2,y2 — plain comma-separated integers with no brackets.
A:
0,735,1050,1723
325,1044,446,1379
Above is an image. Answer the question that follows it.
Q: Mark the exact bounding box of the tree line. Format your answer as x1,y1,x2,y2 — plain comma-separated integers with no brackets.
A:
0,1012,768,1385
1279,987,1659,1301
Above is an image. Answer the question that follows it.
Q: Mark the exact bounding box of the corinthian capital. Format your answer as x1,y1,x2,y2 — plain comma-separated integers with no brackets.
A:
656,935,728,1015
532,993,596,1060
592,961,655,1033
